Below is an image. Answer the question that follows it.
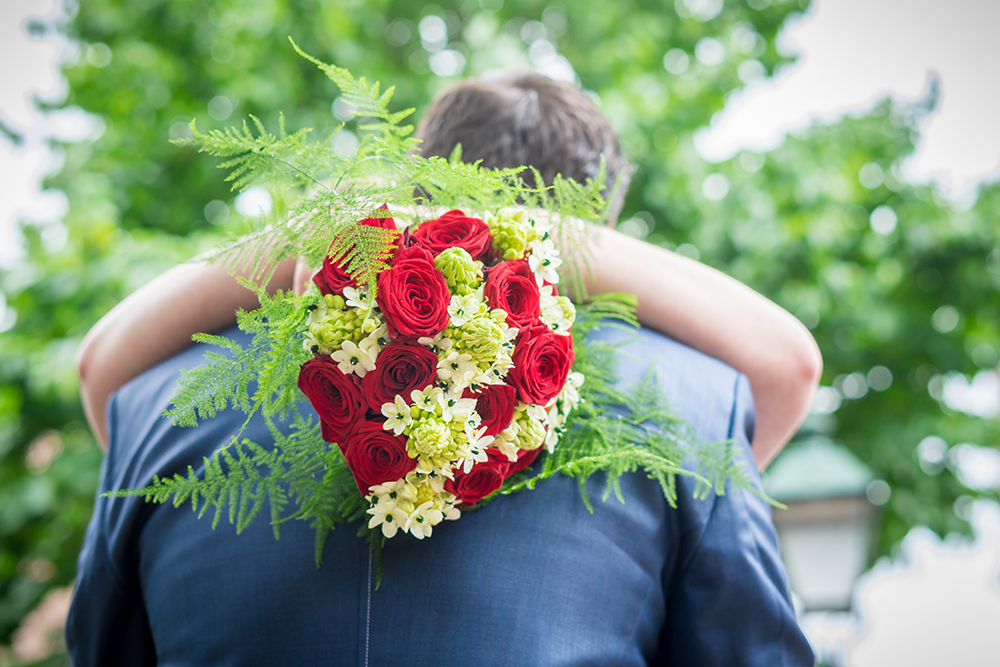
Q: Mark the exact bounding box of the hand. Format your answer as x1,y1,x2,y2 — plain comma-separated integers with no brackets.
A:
292,258,315,296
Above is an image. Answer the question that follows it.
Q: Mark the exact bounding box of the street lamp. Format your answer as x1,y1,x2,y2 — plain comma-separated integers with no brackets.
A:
764,434,878,611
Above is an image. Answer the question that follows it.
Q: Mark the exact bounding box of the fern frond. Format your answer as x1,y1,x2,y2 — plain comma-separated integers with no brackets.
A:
165,286,310,432
290,38,415,133
164,341,255,427
176,115,325,193
327,223,399,297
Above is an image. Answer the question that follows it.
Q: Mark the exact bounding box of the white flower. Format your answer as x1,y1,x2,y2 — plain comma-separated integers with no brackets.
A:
538,284,559,311
437,351,478,388
530,213,554,236
440,389,477,422
544,410,567,453
464,409,483,433
411,386,445,412
406,469,448,494
405,501,444,539
331,340,377,377
417,333,453,356
543,313,573,334
494,434,520,462
528,238,563,285
467,424,495,449
359,323,389,362
302,331,325,355
541,302,572,335
545,423,561,452
367,500,409,538
448,293,481,327
562,372,584,407
306,301,328,326
381,395,413,435
499,321,519,345
489,351,515,379
368,479,414,502
357,338,379,366
525,404,547,422
343,286,373,310
364,322,390,349
372,322,391,344
443,504,461,521
472,371,496,387
456,426,494,473
493,423,521,462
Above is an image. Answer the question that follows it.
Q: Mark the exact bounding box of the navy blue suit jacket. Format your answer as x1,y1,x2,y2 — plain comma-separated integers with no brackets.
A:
67,324,814,666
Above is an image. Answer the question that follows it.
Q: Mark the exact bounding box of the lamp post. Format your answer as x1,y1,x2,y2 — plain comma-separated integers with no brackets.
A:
764,434,878,611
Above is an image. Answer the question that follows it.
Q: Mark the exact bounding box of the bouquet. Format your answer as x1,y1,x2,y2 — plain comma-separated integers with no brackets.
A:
117,43,756,561
298,206,582,539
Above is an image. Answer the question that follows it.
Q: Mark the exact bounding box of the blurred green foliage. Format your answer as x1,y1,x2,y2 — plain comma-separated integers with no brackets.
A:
1,0,998,658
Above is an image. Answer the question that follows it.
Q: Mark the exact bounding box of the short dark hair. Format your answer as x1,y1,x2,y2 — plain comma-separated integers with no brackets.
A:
416,71,631,221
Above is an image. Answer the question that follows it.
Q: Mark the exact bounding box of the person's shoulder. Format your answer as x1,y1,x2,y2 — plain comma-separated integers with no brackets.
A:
105,325,255,485
584,323,752,444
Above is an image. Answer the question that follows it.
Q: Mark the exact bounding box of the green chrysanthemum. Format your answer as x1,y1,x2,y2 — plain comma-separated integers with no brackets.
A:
555,296,576,323
485,209,538,261
452,314,506,364
513,406,546,450
303,294,366,354
409,418,455,459
434,247,483,295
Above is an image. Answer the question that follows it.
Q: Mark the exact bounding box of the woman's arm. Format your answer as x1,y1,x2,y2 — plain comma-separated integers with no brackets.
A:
76,259,296,450
582,227,822,469
82,227,819,468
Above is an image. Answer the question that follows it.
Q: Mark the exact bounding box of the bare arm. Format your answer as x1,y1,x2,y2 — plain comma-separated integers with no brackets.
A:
582,227,822,469
77,259,296,450
81,227,819,468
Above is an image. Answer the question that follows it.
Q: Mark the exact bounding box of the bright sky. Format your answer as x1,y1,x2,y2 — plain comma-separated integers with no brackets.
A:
697,0,1000,197
0,0,64,259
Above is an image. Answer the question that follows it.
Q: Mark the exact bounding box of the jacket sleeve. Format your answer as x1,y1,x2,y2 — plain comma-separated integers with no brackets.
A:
658,373,815,667
65,393,157,667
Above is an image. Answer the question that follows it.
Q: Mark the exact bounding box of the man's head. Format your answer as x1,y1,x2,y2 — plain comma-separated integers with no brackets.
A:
416,71,631,222
295,72,629,295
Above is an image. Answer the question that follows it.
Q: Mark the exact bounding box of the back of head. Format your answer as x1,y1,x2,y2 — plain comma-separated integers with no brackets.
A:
416,71,631,221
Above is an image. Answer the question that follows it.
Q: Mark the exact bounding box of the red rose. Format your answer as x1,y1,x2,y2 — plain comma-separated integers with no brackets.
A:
321,421,351,454
361,342,439,411
506,446,543,476
343,421,417,494
445,448,510,506
483,259,541,328
464,384,517,437
411,210,493,261
392,244,436,265
376,255,451,339
313,208,399,295
312,251,354,296
508,326,575,405
297,357,366,444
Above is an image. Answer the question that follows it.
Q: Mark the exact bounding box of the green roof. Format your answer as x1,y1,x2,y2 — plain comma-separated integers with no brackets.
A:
763,436,874,502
